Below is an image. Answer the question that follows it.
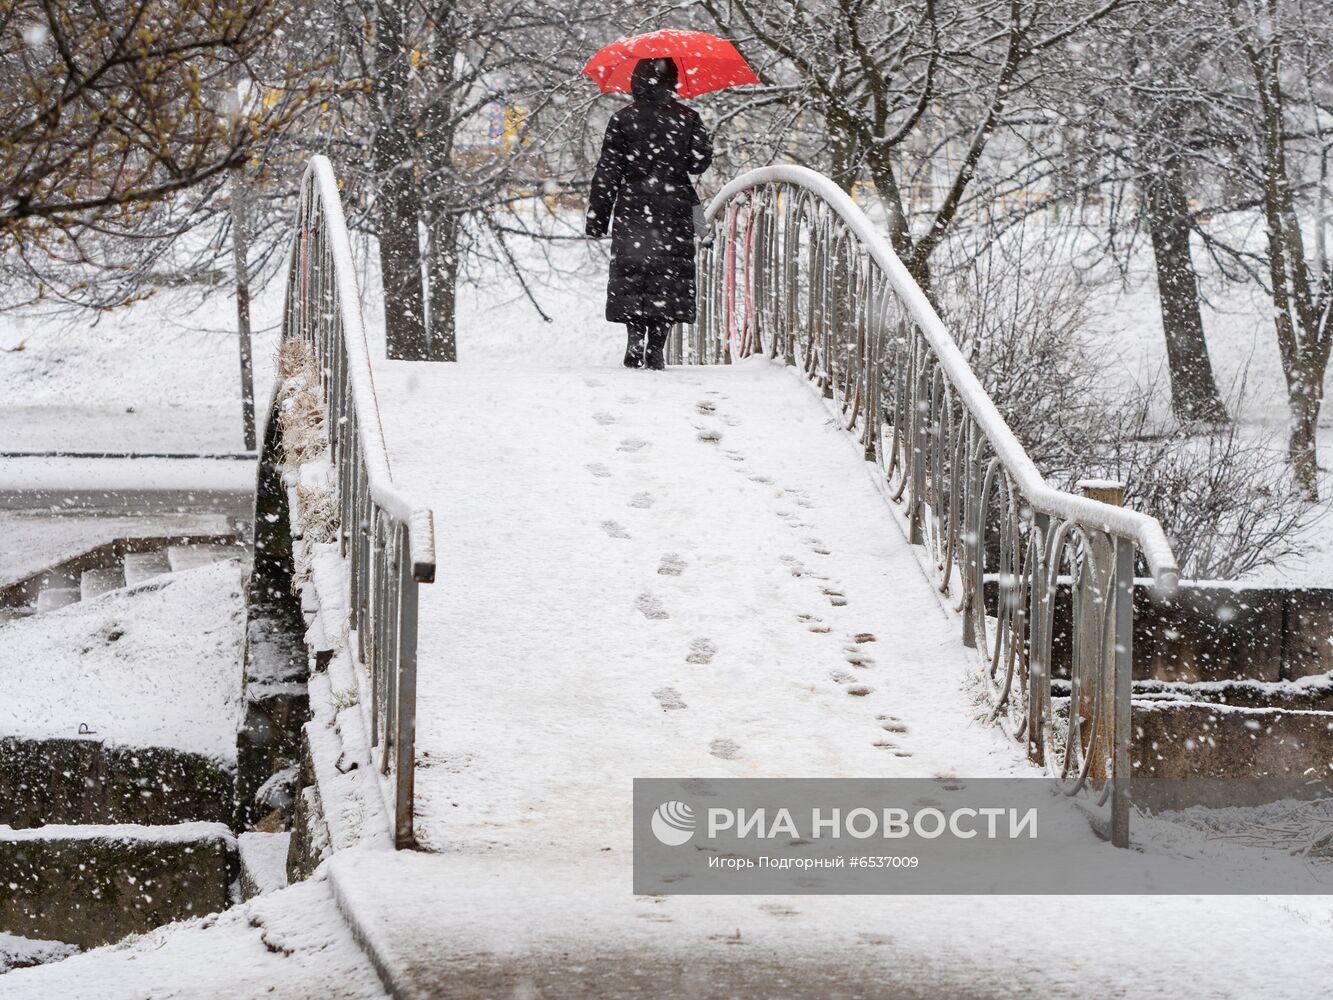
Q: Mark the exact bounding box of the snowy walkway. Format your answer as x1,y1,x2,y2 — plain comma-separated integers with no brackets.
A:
374,356,1025,856
313,356,1333,999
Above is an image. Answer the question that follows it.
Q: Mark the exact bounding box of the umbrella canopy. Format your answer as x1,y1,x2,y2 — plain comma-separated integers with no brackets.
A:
582,29,758,100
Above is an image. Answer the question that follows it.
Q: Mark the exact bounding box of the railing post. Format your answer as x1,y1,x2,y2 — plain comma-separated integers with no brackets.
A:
1112,536,1134,848
1027,511,1050,765
395,523,419,849
908,333,927,545
1079,479,1131,847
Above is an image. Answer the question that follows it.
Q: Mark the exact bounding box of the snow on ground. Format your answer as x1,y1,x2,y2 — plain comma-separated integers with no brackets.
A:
0,511,233,585
0,933,78,975
0,561,244,761
239,831,293,897
0,281,284,456
328,849,1333,1000
0,874,387,1000
0,456,255,499
373,356,1029,856
344,351,1333,998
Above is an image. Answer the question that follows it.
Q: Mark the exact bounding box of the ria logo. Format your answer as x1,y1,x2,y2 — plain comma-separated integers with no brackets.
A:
650,800,696,846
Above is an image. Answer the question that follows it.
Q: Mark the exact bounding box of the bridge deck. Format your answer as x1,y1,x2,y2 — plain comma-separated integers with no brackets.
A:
334,357,1333,998
373,357,1022,855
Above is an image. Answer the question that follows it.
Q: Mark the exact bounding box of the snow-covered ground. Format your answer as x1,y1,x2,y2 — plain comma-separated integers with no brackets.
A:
0,560,244,761
0,875,386,1000
0,511,234,584
0,281,284,455
320,349,1333,998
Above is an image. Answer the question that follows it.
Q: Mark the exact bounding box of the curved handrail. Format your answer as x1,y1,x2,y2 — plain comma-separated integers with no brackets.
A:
685,164,1181,847
703,165,1177,592
300,156,436,581
281,155,435,848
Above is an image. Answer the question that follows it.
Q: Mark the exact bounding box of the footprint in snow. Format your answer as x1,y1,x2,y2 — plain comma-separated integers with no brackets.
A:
618,438,649,452
586,463,612,478
584,378,604,388
653,687,687,711
657,553,686,576
593,411,619,425
628,492,655,509
636,593,669,620
601,520,630,539
695,399,717,415
709,738,740,760
620,395,639,404
686,638,717,664
697,428,723,444
823,588,848,607
722,415,742,427
748,473,773,484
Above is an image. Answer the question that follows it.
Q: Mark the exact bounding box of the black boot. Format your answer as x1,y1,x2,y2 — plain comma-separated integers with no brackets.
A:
623,328,645,368
644,328,667,371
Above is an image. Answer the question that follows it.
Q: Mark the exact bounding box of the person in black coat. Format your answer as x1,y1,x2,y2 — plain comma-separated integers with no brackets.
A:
586,57,713,370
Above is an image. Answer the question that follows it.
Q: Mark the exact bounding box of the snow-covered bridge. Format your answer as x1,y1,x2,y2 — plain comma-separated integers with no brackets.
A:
63,156,1309,998
9,153,1333,1000
254,156,1207,994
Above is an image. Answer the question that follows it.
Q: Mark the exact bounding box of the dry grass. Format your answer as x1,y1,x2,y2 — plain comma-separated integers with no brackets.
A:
275,338,329,469
295,481,340,544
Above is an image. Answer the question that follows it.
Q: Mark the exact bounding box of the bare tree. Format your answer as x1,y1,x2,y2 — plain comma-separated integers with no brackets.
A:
694,0,1128,289
1221,0,1333,497
332,0,613,360
0,1,315,254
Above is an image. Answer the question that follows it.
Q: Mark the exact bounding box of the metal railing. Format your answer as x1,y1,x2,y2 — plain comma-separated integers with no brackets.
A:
676,165,1180,846
282,155,435,849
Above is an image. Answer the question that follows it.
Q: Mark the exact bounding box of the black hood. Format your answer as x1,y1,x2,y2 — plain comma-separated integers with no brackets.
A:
631,57,678,103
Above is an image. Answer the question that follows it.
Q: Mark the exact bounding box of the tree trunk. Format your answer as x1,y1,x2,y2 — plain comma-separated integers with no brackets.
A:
229,170,257,450
372,1,429,361
425,210,458,362
418,8,459,362
1142,159,1229,424
1289,369,1322,500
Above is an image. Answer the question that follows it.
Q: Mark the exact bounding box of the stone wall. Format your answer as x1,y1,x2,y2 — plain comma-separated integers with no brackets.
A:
0,825,237,948
0,738,233,829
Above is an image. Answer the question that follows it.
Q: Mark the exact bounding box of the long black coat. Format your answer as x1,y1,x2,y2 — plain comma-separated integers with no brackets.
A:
586,98,713,324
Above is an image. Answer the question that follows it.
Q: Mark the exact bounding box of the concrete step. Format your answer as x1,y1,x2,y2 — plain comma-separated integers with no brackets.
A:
0,607,36,625
1131,699,1333,790
1132,672,1333,713
79,567,125,601
166,543,241,573
34,587,80,613
122,551,171,586
238,831,291,901
0,822,236,949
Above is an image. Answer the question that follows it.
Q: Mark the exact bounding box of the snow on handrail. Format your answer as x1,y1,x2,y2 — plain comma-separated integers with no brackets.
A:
704,165,1178,593
300,156,436,581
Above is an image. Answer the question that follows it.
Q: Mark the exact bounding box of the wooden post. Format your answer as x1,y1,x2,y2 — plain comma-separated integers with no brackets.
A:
1077,478,1126,507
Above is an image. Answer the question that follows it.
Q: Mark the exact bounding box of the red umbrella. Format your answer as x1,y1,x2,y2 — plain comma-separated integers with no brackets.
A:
582,29,758,100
